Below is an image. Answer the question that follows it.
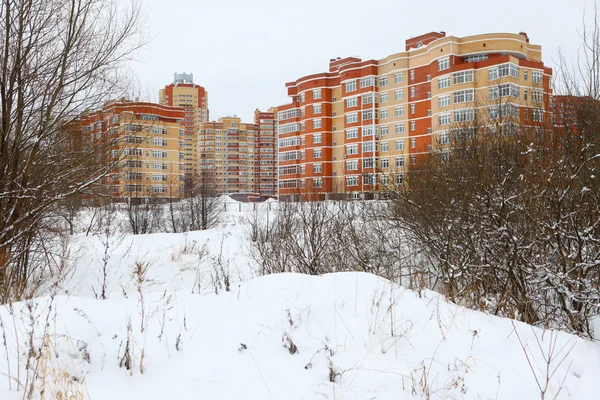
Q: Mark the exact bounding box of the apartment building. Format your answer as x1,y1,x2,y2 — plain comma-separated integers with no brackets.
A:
159,72,209,182
198,110,277,201
80,99,186,199
277,31,553,200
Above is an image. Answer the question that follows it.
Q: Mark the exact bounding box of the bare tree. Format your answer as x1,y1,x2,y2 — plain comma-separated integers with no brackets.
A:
389,44,600,335
0,0,145,301
181,170,222,231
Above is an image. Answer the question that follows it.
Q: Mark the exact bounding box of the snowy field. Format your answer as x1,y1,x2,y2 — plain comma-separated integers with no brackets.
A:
0,199,599,399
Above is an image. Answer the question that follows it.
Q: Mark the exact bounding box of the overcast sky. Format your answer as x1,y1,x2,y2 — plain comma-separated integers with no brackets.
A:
132,0,590,122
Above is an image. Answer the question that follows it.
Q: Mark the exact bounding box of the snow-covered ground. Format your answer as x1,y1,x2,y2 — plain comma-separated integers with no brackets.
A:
0,200,599,399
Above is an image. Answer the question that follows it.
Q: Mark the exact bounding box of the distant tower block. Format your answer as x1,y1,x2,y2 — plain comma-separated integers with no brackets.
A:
159,72,209,182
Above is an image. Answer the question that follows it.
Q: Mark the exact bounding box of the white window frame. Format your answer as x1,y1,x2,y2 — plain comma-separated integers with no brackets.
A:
438,57,450,71
438,76,450,90
439,95,450,108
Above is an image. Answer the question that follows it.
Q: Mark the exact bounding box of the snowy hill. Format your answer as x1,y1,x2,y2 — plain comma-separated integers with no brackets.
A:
1,272,599,399
0,203,599,399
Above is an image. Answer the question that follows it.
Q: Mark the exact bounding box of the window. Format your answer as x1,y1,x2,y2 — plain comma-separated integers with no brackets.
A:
299,93,305,103
345,80,357,92
313,178,323,188
438,57,450,71
380,76,388,87
380,142,389,151
489,104,520,119
362,109,374,120
533,109,543,122
439,95,450,108
152,185,167,194
153,150,168,158
410,70,415,80
313,163,322,173
346,113,358,124
395,106,405,117
346,97,358,108
464,54,488,63
313,133,322,143
524,90,529,101
394,72,404,84
279,165,300,175
439,113,451,126
380,109,388,119
410,104,416,114
125,136,143,144
153,138,168,146
279,137,299,148
454,108,475,122
453,89,474,104
360,76,374,88
362,93,374,104
279,151,300,161
489,84,520,100
524,70,529,81
438,77,450,90
394,89,404,101
363,126,375,136
532,71,543,83
395,123,405,134
532,89,544,103
440,131,450,144
396,173,404,185
410,87,415,98
313,148,322,158
313,119,322,129
379,125,389,136
453,70,474,85
346,128,359,139
395,140,404,151
313,89,322,99
152,173,167,182
153,126,167,134
380,175,389,185
278,122,300,134
346,144,359,155
489,63,519,80
411,121,416,131
346,176,359,186
346,160,358,170
125,148,142,156
395,157,405,168
363,174,374,185
363,142,374,152
313,104,322,114
381,158,389,168
380,93,388,103
411,138,416,148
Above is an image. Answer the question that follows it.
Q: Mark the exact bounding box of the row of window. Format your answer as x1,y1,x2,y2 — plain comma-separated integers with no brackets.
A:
301,61,544,104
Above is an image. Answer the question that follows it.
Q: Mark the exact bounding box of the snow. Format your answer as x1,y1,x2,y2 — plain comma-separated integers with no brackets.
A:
0,204,599,399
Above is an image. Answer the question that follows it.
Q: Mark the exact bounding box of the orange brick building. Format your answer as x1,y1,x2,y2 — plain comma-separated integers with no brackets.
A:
277,31,553,200
198,109,277,201
80,99,187,199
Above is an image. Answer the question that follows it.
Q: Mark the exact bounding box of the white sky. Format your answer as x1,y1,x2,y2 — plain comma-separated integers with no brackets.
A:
132,0,590,122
